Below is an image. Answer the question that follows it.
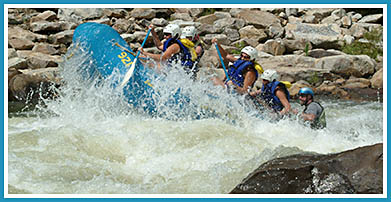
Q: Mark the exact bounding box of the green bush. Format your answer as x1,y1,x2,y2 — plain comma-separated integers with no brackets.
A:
231,41,246,55
342,27,383,60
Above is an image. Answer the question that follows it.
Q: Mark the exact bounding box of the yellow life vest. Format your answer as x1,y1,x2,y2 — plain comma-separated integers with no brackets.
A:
179,38,197,61
281,81,292,89
254,62,264,75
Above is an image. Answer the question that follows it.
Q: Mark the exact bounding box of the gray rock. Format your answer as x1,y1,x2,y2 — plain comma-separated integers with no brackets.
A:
239,25,267,42
331,8,346,18
204,34,230,45
342,78,371,89
103,8,128,18
213,18,235,33
9,67,61,101
195,14,218,25
230,143,382,194
9,38,34,50
285,8,298,17
236,10,280,29
32,43,59,55
358,14,383,23
8,48,18,59
230,18,246,30
321,15,341,25
88,18,112,26
351,13,362,22
30,21,65,33
30,10,57,23
288,16,304,24
285,23,343,49
349,23,367,38
283,38,312,54
16,51,62,69
189,8,203,18
170,13,192,21
58,8,104,23
341,15,352,28
129,8,156,19
50,30,74,45
223,28,240,42
343,35,355,45
8,26,47,42
151,18,168,27
302,15,316,23
263,39,286,56
305,8,335,19
315,55,376,78
214,11,231,19
8,57,28,70
266,23,284,39
370,68,383,89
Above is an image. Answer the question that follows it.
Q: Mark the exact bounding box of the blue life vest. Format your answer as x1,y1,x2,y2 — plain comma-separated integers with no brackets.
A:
163,38,194,69
261,81,290,112
227,59,258,87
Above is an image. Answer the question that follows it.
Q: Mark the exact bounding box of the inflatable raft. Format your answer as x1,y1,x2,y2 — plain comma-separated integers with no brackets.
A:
71,22,158,114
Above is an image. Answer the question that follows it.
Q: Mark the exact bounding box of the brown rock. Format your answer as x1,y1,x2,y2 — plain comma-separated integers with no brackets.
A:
370,68,383,89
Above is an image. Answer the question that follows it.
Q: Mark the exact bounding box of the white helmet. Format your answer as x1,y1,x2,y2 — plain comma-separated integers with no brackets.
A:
163,24,181,39
241,46,258,61
181,26,197,40
261,69,279,82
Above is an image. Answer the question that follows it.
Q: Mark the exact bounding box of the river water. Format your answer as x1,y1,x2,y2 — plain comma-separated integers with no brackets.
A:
6,52,384,195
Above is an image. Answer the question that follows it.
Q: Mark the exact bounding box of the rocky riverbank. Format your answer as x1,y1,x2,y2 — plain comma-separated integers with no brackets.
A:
8,7,383,103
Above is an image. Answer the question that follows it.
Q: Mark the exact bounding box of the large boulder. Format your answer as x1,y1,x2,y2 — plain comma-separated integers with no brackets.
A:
370,68,383,89
230,143,383,194
315,55,376,78
236,10,281,29
58,8,104,23
285,22,343,49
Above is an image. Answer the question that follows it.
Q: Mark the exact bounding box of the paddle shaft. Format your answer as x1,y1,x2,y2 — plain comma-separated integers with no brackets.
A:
134,28,152,60
119,28,151,87
214,43,230,81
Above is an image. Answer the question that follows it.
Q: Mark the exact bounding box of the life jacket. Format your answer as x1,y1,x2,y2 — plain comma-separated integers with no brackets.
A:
163,38,195,69
261,81,290,112
304,101,326,129
227,59,258,88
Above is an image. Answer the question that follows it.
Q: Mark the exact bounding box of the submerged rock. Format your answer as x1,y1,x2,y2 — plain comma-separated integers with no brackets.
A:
230,143,382,194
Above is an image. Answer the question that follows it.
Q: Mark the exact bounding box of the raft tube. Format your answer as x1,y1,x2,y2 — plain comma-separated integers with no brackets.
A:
71,22,157,114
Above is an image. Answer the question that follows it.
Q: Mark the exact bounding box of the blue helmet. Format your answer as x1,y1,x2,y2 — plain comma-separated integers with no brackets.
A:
298,87,314,97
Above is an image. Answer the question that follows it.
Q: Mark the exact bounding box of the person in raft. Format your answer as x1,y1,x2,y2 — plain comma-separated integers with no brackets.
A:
250,69,292,117
293,87,326,129
180,26,205,79
211,38,259,95
139,24,196,73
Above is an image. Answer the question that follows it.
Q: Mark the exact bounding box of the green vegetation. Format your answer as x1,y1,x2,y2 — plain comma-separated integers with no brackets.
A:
308,72,321,86
231,41,247,55
199,8,222,17
304,43,310,56
342,27,383,60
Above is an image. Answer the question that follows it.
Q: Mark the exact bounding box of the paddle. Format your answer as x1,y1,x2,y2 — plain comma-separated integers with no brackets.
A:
214,42,230,81
120,28,152,88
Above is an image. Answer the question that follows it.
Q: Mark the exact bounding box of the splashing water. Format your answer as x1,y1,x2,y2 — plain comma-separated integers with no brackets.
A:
7,47,383,194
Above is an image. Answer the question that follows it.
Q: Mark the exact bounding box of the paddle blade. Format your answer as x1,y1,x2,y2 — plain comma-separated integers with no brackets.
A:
119,58,137,88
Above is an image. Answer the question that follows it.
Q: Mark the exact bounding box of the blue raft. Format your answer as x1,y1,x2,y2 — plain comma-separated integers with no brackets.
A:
72,22,158,114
